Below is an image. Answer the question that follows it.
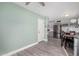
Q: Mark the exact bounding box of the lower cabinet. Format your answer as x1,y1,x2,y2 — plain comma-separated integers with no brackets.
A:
74,37,79,56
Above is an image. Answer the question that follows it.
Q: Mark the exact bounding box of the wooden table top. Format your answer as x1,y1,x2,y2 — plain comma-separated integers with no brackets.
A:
63,34,74,37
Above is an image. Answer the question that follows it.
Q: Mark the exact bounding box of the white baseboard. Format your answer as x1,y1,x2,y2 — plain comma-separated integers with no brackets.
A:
2,42,39,56
38,39,48,43
43,39,48,42
2,39,48,56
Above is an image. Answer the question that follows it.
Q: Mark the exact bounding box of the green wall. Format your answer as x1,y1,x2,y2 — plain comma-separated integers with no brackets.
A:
0,2,47,55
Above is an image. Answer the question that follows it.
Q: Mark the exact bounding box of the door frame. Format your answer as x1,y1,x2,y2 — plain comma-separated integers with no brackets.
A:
37,18,45,42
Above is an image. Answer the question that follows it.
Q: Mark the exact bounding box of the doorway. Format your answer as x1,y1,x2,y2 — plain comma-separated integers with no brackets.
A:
38,18,44,42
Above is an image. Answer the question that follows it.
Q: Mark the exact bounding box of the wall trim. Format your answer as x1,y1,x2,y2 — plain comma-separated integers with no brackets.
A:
2,42,39,56
43,39,48,42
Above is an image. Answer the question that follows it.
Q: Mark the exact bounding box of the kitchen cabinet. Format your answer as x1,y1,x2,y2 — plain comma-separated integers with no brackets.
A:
74,36,79,56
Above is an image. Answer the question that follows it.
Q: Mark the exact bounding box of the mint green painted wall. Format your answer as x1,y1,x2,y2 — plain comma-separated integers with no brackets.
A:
44,17,48,41
0,2,47,55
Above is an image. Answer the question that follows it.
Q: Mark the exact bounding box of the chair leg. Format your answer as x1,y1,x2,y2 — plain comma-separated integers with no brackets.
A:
61,38,64,47
61,39,63,47
64,40,67,49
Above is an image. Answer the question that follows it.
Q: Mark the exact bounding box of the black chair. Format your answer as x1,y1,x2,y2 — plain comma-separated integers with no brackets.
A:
64,37,74,49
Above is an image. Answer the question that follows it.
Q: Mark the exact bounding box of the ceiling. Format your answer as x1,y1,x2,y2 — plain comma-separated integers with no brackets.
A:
15,2,79,20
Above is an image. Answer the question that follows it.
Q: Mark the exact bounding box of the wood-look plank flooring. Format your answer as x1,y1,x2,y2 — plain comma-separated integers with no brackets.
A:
66,48,74,56
12,39,67,56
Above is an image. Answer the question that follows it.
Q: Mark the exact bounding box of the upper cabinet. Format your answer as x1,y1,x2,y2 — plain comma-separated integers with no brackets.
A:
70,19,77,24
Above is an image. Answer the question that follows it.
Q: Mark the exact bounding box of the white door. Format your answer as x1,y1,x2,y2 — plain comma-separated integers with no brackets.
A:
38,18,44,42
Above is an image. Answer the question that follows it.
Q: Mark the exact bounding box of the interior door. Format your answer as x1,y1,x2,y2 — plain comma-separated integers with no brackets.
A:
53,25,58,38
38,18,44,42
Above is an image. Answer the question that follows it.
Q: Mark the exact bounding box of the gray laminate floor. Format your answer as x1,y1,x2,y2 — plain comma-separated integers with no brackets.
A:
12,39,67,56
66,48,74,56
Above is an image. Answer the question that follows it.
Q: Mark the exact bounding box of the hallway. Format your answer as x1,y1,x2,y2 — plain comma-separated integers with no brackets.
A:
12,39,67,56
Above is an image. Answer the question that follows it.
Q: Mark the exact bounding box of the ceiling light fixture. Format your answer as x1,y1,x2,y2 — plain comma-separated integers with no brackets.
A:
65,14,69,17
25,2,45,7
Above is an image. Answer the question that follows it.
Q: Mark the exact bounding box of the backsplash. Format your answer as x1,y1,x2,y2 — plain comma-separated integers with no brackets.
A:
62,26,79,33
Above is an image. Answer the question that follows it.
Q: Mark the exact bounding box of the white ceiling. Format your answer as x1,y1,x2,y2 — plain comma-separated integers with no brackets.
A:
15,2,79,20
